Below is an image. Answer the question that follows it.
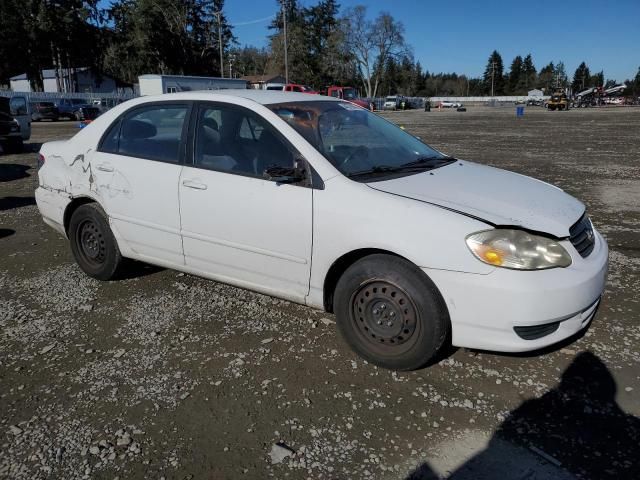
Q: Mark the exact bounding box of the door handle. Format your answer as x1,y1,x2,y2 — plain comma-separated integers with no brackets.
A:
182,180,208,190
96,164,114,172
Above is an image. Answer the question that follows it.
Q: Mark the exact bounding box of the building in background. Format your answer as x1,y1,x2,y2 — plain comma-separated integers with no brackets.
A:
138,74,248,96
9,67,131,94
241,74,287,90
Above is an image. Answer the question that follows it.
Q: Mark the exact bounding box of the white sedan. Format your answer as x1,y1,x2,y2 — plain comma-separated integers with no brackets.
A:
35,90,608,370
438,100,463,108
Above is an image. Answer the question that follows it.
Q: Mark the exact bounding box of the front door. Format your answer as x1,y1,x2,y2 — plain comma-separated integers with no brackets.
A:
89,102,190,265
179,102,313,301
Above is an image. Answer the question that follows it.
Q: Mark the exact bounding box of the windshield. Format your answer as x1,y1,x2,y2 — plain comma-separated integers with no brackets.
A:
268,101,451,181
71,99,86,105
343,88,357,100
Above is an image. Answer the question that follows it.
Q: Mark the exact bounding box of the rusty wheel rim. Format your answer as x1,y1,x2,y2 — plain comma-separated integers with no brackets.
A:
350,280,419,355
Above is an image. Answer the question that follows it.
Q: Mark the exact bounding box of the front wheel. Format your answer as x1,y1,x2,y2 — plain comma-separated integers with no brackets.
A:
334,254,449,370
68,203,123,280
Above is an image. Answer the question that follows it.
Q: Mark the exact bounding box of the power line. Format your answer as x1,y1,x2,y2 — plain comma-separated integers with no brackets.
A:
231,14,275,27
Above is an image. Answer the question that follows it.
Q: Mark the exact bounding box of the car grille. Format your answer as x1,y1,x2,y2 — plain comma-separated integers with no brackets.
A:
514,322,560,340
569,214,595,258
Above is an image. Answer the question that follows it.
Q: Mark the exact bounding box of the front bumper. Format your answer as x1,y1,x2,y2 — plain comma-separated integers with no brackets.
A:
425,229,608,352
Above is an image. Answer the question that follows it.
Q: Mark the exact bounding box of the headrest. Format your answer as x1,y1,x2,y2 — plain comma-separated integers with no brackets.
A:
202,117,219,131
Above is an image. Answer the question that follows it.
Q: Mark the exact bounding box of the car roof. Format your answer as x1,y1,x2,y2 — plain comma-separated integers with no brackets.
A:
140,89,339,106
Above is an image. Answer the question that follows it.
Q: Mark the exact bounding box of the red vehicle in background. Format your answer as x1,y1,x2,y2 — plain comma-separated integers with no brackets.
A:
283,84,319,94
322,86,374,110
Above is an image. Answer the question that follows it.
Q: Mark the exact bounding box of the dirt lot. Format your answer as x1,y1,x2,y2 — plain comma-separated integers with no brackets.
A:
1,107,639,480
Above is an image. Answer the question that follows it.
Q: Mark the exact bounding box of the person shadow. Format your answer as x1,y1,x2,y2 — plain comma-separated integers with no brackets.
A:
406,352,640,479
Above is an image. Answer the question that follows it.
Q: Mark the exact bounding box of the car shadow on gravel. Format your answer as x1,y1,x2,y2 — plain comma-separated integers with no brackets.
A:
26,142,43,153
117,259,165,280
406,352,640,479
0,228,15,239
0,163,31,182
0,196,36,211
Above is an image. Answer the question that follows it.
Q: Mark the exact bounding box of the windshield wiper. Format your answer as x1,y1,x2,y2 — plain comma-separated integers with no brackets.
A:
346,165,399,178
399,156,455,169
346,157,455,179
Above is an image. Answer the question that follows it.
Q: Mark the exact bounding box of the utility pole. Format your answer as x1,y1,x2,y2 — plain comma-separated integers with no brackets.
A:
283,1,289,84
229,53,235,78
491,61,496,97
214,10,224,78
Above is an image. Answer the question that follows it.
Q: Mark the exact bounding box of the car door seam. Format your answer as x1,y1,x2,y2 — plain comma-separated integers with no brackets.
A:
180,229,308,264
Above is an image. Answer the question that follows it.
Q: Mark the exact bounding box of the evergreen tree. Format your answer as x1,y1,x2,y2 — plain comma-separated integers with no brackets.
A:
590,70,604,87
554,61,568,88
572,62,591,92
537,62,555,92
521,54,536,91
507,55,523,94
482,50,504,95
104,0,235,82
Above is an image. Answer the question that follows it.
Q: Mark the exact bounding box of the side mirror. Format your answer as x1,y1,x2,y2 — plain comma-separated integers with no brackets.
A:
264,165,306,184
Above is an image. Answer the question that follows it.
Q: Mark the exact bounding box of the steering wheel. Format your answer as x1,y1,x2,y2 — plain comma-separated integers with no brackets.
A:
339,145,369,170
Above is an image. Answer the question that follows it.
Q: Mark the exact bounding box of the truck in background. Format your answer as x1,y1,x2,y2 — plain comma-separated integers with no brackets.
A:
321,86,373,110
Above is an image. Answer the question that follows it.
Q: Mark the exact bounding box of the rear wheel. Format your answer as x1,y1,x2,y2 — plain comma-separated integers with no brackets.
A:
334,254,449,370
68,203,123,280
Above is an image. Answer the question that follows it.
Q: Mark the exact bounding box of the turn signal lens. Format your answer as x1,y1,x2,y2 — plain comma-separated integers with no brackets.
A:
466,229,572,270
483,249,503,265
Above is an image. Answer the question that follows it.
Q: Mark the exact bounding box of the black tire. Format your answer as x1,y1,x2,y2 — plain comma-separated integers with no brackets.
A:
334,254,449,370
68,203,123,280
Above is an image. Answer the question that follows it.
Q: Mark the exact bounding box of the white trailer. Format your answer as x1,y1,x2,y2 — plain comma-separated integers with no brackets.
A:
138,74,247,96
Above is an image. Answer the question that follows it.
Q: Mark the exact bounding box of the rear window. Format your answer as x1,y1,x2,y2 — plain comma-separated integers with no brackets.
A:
99,104,188,163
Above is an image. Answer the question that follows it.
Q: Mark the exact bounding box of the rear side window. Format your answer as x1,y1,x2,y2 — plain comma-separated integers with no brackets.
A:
99,104,188,163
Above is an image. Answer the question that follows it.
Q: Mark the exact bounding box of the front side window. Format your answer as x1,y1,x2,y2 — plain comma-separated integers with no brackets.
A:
100,104,188,163
268,101,452,181
194,104,295,178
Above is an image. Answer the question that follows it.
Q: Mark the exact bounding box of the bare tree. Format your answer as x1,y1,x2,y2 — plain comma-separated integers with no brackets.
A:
342,5,408,98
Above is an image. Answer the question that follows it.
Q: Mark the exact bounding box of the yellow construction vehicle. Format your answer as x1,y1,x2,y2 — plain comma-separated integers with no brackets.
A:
545,88,570,111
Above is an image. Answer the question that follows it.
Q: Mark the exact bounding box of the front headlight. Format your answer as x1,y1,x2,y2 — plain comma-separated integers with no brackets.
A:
466,229,572,270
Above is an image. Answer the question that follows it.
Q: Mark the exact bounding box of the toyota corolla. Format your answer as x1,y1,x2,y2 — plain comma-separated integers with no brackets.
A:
35,91,608,370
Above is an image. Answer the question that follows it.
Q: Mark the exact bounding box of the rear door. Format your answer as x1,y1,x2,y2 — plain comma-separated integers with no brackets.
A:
9,96,31,140
89,102,190,265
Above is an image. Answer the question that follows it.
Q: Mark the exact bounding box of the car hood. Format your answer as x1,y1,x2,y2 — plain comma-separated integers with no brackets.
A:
366,160,584,238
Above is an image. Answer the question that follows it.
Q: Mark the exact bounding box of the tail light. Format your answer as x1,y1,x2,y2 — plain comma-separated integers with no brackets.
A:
37,153,45,169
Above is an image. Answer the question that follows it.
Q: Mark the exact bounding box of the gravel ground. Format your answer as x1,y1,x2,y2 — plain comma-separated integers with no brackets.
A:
1,107,639,480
